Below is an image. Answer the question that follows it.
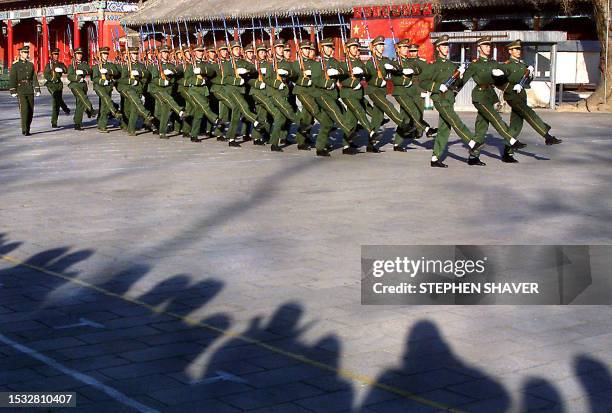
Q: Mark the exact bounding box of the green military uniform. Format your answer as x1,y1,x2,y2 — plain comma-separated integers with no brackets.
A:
91,47,122,132
500,39,561,146
312,38,357,154
364,36,409,150
43,49,70,128
8,46,41,135
67,49,96,130
174,52,190,136
420,35,483,167
339,38,379,151
117,48,154,135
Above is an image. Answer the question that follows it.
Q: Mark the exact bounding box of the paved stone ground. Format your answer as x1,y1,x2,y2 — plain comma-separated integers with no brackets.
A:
0,91,611,413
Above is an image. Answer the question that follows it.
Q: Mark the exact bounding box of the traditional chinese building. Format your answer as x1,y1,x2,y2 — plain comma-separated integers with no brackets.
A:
0,0,141,72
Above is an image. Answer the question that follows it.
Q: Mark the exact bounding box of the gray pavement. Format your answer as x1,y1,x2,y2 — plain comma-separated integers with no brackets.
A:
0,91,611,413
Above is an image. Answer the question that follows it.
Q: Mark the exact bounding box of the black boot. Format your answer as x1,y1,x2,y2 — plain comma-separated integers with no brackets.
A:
502,147,519,163
271,144,283,152
191,136,201,142
253,139,266,146
228,140,241,147
366,144,381,153
342,146,359,155
430,159,448,168
545,134,562,145
393,145,407,152
467,156,486,166
510,140,527,149
316,148,330,157
425,127,438,137
297,143,311,151
74,125,83,131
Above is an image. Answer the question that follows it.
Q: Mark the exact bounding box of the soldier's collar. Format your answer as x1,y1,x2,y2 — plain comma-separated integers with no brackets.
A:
479,56,489,61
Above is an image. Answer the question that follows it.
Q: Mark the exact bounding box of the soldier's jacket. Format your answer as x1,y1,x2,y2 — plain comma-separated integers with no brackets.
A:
234,58,258,95
462,56,504,104
184,58,217,96
290,57,316,97
43,60,68,91
391,56,428,97
364,55,397,91
247,60,271,96
266,56,294,96
312,56,343,98
149,61,178,92
9,59,41,96
117,61,149,95
420,56,462,104
209,57,244,91
338,56,367,100
499,56,533,101
67,61,91,90
91,61,120,91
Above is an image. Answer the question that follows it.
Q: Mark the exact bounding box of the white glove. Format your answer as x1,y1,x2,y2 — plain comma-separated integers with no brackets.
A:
260,67,267,75
326,68,339,77
163,79,170,86
439,84,448,93
277,68,289,76
404,81,413,88
259,82,266,90
384,63,395,70
193,67,202,74
80,78,86,83
278,83,285,90
131,70,140,76
236,67,248,75
303,69,311,77
239,78,245,86
527,65,534,76
513,84,523,93
100,68,108,74
380,79,387,87
353,83,362,90
352,67,364,75
35,92,41,97
327,83,336,90
103,80,110,86
76,69,84,75
163,69,174,76
11,93,17,98
402,68,414,75
132,80,139,86
458,64,466,77
54,67,63,73
492,69,504,77
306,79,312,86
420,92,430,98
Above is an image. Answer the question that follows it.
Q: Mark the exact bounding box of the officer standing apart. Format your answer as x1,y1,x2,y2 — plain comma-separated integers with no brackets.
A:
43,47,70,128
9,45,41,136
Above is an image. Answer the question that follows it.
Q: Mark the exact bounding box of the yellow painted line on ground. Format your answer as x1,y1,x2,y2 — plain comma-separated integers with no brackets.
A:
1,253,465,413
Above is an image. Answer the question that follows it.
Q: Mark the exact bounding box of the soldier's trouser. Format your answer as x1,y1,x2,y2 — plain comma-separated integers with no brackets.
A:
251,104,269,142
368,89,405,145
69,85,93,126
226,90,258,141
316,94,355,149
342,96,375,138
432,101,479,158
253,93,284,146
94,86,116,130
297,93,329,148
174,90,188,133
473,101,515,157
186,88,218,138
394,94,430,136
17,94,34,134
212,89,237,139
122,89,152,134
152,89,183,136
506,97,551,139
47,86,69,126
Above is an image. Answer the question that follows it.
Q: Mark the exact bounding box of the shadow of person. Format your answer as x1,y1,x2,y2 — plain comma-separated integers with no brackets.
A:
0,233,22,255
574,354,612,413
358,320,511,412
520,377,565,412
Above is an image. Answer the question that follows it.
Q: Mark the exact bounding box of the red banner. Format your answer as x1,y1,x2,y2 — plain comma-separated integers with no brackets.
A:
351,17,435,62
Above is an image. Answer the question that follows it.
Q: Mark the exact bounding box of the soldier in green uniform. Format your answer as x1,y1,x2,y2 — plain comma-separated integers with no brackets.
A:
143,48,157,133
420,35,485,167
290,40,321,151
312,38,358,156
364,36,411,152
390,40,437,141
91,46,122,133
339,37,380,152
462,36,526,165
117,47,155,136
9,46,41,136
148,46,187,139
43,48,70,128
209,42,240,144
500,39,562,148
175,48,193,138
67,47,97,131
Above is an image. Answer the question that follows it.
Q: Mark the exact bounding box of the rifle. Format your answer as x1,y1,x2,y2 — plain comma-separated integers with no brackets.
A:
518,68,531,88
176,20,186,70
93,24,104,79
385,3,401,64
337,12,352,78
209,18,223,76
121,23,134,81
290,12,304,72
269,15,283,82
443,62,470,89
66,23,76,70
168,23,176,63
250,17,263,82
313,12,329,81
359,7,382,79
221,15,238,77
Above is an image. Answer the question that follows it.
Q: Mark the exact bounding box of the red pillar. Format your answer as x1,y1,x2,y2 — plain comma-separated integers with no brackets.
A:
7,20,13,68
310,26,315,44
97,19,104,49
42,17,49,67
73,14,80,49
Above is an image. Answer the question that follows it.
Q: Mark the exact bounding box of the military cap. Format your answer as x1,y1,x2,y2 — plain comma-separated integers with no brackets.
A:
193,44,206,51
300,40,315,50
396,38,410,47
217,41,228,50
283,44,292,51
408,43,420,52
273,39,285,48
256,43,268,52
159,45,170,52
73,47,84,53
476,36,492,46
100,46,111,53
319,38,334,47
18,45,30,52
244,44,254,53
51,47,60,54
371,35,385,46
128,46,139,53
229,40,241,49
433,35,449,47
506,39,522,50
346,38,359,48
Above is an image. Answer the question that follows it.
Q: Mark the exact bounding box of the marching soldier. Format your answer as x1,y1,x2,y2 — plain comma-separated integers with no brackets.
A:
390,40,437,141
9,45,41,136
312,38,358,156
143,48,158,132
91,46,122,133
67,47,97,131
43,47,70,128
364,36,411,152
420,35,485,167
501,39,562,147
339,37,380,152
117,46,155,136
462,36,526,165
291,40,321,151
